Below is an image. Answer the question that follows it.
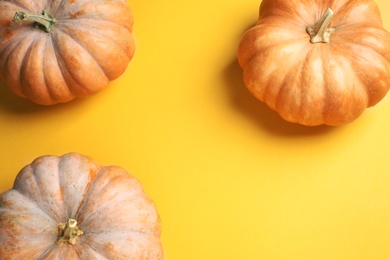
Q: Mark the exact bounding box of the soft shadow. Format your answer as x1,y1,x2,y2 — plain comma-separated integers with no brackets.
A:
223,59,335,136
0,82,88,114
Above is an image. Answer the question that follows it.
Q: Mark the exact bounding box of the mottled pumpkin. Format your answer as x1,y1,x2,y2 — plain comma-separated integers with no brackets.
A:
0,0,135,105
238,0,390,126
0,153,163,259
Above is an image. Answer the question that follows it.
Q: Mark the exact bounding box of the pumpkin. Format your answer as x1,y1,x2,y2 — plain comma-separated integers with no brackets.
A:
237,0,390,126
0,153,163,259
0,0,135,105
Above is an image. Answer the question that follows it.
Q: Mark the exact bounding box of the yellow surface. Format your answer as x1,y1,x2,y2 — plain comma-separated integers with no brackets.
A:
1,1,390,259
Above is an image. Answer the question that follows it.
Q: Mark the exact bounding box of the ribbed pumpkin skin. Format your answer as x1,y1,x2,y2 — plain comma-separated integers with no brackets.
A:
238,0,390,126
0,153,163,259
0,0,135,105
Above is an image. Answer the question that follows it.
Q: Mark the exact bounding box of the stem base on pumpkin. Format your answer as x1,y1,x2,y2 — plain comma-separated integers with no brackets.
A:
306,8,335,44
57,219,84,245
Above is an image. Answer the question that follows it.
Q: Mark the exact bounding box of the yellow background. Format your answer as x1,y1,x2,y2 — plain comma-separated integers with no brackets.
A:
1,0,390,259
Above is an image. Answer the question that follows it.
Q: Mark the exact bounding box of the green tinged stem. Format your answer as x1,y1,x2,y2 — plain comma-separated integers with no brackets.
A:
13,10,57,33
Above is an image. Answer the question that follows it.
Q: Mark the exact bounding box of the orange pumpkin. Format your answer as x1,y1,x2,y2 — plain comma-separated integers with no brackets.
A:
0,153,163,259
237,0,390,126
0,0,135,105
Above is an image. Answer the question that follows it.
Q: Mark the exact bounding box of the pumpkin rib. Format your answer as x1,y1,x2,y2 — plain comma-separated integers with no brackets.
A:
73,244,111,260
51,30,109,97
2,31,71,106
75,167,142,226
238,21,308,70
16,0,44,12
242,51,283,104
37,244,80,260
51,0,67,13
40,37,59,104
56,153,98,220
57,21,134,80
332,1,362,20
323,53,368,125
59,1,134,30
321,53,341,126
0,189,57,228
274,46,310,123
75,166,161,234
71,173,96,223
80,232,123,259
1,1,30,14
51,44,89,99
41,37,69,105
0,27,30,55
339,26,390,60
332,26,390,104
72,165,162,259
0,190,56,260
331,1,383,27
59,19,134,58
61,28,109,85
0,192,59,258
0,30,35,98
81,230,162,260
301,47,329,125
58,16,133,33
15,189,59,224
55,156,72,220
74,246,105,260
243,39,310,110
41,36,74,104
12,165,60,223
342,43,389,107
308,52,328,125
259,0,320,25
20,36,56,104
74,247,83,260
79,228,163,260
72,174,97,225
35,243,59,260
29,162,68,222
13,35,36,100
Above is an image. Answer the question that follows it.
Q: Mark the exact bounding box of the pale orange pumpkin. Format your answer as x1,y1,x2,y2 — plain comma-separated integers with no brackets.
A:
0,153,163,259
238,0,390,126
0,0,135,105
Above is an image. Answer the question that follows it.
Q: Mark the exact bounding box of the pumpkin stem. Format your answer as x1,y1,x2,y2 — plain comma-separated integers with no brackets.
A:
13,10,56,33
306,8,335,44
57,219,84,245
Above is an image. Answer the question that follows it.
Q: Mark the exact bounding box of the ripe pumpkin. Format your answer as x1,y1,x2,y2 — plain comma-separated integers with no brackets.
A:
237,0,390,126
0,0,135,105
0,153,163,259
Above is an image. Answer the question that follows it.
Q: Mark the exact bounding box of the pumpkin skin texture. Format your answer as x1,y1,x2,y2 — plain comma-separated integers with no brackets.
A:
0,0,135,105
0,153,163,259
237,0,390,126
